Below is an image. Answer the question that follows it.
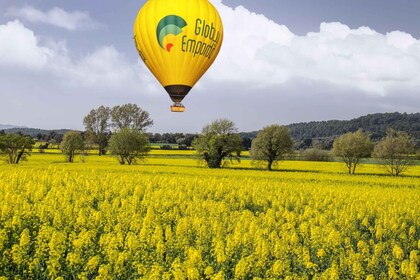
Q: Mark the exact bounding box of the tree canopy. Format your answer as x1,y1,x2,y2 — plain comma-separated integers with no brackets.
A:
108,128,150,165
193,119,243,168
251,125,293,171
332,129,373,174
83,105,111,156
61,131,85,163
373,129,416,176
0,134,35,164
111,103,153,131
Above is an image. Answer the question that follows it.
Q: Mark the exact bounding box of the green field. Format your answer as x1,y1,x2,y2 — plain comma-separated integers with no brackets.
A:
0,152,419,279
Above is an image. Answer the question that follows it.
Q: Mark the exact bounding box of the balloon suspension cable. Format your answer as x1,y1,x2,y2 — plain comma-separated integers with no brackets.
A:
171,102,185,112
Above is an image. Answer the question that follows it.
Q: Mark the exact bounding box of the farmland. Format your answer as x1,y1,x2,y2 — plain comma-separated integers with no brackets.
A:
0,152,419,279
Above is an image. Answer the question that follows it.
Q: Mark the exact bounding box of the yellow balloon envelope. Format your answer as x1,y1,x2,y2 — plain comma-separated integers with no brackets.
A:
133,0,223,112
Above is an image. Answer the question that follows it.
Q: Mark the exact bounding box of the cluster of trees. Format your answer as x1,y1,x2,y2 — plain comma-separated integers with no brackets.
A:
83,104,153,156
193,119,416,176
148,133,198,146
333,129,416,176
0,107,417,176
192,119,294,170
58,104,152,164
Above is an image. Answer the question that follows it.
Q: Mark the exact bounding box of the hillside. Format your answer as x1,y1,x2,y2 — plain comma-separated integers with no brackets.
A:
240,112,420,141
288,112,420,140
2,127,72,137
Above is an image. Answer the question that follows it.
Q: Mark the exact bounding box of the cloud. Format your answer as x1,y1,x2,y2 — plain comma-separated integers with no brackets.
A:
208,1,420,95
0,20,145,90
6,5,103,31
0,20,51,69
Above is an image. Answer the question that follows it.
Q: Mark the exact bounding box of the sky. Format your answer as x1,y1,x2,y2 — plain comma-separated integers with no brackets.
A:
0,0,419,133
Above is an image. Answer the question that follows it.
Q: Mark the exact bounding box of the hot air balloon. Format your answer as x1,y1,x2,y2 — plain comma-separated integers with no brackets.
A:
133,0,223,112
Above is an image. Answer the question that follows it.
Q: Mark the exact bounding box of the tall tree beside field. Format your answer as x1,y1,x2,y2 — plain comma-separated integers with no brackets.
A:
250,125,293,171
193,119,243,168
373,129,416,176
0,134,35,164
111,104,153,131
83,106,111,156
332,129,373,174
61,131,85,163
108,128,150,165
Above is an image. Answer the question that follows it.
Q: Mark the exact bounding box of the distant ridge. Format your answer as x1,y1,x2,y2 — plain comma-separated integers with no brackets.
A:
288,112,420,140
2,127,73,137
239,112,420,141
0,124,27,130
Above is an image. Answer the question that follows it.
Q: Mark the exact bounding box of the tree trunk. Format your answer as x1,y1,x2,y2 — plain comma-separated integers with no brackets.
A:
69,151,74,163
208,157,222,168
16,149,25,164
267,160,272,171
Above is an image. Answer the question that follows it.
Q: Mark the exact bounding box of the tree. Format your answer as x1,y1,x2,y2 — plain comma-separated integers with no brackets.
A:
332,129,373,174
0,134,35,164
111,103,153,131
61,131,85,163
250,125,293,171
373,129,416,176
108,128,150,165
192,119,243,168
83,106,111,156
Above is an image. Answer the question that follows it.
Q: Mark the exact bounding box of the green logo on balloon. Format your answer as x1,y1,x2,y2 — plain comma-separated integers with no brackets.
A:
157,15,187,52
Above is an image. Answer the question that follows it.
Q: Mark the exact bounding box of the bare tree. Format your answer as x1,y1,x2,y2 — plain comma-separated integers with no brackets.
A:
111,104,153,131
83,106,111,156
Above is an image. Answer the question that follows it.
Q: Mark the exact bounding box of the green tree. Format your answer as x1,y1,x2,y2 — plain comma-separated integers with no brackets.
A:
192,119,243,168
108,128,150,165
373,129,416,176
83,105,111,156
111,104,153,131
250,125,293,171
61,131,85,163
0,134,35,164
332,129,373,174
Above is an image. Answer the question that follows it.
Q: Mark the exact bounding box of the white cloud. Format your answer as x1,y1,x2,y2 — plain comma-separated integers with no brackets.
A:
6,5,103,31
0,19,154,102
208,2,420,95
0,20,51,69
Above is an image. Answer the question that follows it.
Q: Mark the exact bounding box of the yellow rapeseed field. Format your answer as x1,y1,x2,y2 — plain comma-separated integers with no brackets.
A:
0,153,419,279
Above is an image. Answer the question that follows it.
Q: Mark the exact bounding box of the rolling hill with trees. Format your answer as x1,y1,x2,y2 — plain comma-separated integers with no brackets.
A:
240,112,420,149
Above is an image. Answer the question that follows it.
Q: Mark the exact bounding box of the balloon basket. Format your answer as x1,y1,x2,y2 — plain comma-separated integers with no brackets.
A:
171,103,185,112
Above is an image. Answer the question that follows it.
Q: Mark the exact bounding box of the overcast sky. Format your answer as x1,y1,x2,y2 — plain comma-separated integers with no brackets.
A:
1,0,419,132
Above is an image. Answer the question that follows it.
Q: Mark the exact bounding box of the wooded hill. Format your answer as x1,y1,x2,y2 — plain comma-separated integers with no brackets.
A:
288,112,420,140
239,112,419,139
